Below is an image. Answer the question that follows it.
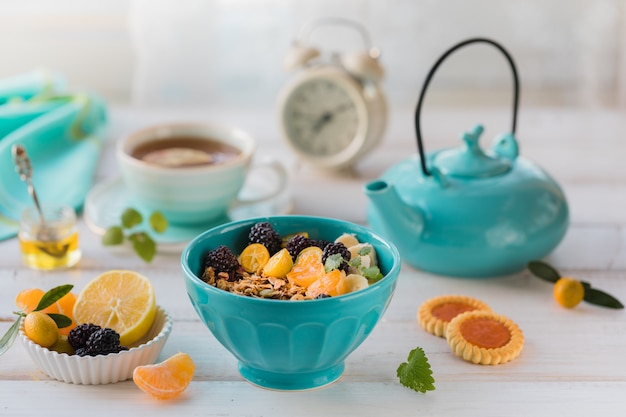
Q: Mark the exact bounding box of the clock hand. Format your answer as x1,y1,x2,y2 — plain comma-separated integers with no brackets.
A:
312,112,333,133
310,102,354,135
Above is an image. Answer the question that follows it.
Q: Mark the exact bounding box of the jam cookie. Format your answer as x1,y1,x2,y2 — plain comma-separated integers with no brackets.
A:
446,310,524,365
417,295,491,337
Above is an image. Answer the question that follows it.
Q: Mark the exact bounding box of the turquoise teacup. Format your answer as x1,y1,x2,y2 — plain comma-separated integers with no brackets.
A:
117,123,286,225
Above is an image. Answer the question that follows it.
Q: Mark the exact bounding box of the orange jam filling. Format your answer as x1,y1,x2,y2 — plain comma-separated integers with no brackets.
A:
431,302,475,322
460,318,511,349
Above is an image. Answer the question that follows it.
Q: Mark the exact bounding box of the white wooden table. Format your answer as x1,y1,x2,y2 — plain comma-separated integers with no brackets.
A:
1,105,625,416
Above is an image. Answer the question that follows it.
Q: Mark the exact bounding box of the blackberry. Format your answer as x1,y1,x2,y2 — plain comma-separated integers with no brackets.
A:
74,347,93,357
312,239,331,250
248,222,282,255
285,234,316,260
85,328,123,355
68,323,102,350
322,242,351,273
204,245,240,279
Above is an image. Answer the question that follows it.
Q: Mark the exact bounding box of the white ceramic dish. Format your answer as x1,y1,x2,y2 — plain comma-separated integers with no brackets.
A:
19,306,172,385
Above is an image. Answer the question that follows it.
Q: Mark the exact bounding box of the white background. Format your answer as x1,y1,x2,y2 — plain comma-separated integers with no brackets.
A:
1,0,625,109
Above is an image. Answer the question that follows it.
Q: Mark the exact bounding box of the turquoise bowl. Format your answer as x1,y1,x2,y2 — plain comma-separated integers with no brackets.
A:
181,215,401,390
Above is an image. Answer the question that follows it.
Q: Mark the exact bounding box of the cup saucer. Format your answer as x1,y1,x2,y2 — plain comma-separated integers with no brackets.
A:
84,176,293,253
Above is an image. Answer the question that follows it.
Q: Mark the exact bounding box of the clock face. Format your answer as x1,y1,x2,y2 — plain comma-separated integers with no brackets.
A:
283,76,364,158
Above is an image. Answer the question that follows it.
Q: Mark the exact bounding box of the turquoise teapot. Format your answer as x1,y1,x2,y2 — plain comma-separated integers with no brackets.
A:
364,38,568,277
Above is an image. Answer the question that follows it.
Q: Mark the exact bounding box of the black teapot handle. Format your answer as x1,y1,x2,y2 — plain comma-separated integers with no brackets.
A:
415,38,519,176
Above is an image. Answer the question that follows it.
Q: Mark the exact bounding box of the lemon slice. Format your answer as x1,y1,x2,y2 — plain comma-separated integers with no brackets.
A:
73,270,157,346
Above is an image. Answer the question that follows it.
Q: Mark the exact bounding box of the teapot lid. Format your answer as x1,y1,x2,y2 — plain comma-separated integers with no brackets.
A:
433,125,511,178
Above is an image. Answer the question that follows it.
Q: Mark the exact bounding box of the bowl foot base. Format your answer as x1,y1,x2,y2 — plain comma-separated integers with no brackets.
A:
238,362,345,391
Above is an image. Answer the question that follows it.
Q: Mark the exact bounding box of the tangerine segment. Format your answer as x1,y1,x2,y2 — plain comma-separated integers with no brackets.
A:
553,277,585,308
15,288,45,312
286,247,325,288
306,269,347,298
446,310,524,365
133,352,195,400
417,295,492,337
15,288,77,335
262,248,293,278
239,243,270,274
73,270,156,346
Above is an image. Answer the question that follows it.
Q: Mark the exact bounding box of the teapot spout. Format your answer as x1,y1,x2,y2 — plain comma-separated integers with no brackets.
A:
364,180,425,241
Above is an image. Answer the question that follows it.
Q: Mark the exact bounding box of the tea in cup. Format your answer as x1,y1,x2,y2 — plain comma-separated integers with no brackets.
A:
116,123,287,225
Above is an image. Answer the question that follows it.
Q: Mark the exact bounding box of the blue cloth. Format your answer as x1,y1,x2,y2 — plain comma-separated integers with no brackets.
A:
0,71,108,240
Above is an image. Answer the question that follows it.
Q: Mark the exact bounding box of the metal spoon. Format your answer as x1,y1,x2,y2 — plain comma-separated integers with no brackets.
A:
12,144,47,229
12,145,68,257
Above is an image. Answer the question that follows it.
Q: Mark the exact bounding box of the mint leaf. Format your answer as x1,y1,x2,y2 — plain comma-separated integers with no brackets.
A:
358,246,372,256
0,317,22,356
35,284,74,312
121,208,143,229
101,207,168,262
397,347,435,393
149,211,168,234
324,253,343,273
129,232,156,263
102,226,124,246
346,247,384,283
363,266,383,283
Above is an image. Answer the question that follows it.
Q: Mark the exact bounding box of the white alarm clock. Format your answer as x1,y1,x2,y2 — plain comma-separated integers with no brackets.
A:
278,18,387,170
